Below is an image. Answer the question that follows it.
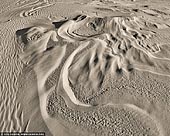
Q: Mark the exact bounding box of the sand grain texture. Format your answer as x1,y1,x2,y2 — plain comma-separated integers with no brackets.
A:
1,0,170,136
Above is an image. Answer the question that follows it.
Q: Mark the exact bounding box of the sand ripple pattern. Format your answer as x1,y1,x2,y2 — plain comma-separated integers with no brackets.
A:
0,24,24,132
17,0,54,17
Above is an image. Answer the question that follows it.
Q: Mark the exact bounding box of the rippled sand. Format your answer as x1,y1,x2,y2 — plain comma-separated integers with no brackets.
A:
1,0,170,136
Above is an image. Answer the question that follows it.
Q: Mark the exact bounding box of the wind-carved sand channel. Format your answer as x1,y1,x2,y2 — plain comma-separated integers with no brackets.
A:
17,13,170,135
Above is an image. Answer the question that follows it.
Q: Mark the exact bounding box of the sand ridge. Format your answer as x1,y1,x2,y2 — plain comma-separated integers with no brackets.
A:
17,13,170,135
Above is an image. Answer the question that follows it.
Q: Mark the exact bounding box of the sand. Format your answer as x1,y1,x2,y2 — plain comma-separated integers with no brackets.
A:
1,0,170,136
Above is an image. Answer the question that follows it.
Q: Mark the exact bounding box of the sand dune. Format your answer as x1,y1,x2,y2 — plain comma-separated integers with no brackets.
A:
1,0,170,136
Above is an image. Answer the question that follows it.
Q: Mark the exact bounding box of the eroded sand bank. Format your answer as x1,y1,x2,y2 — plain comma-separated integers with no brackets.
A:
1,0,170,136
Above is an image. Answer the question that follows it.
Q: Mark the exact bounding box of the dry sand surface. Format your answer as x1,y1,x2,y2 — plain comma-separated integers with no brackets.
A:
1,0,170,135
